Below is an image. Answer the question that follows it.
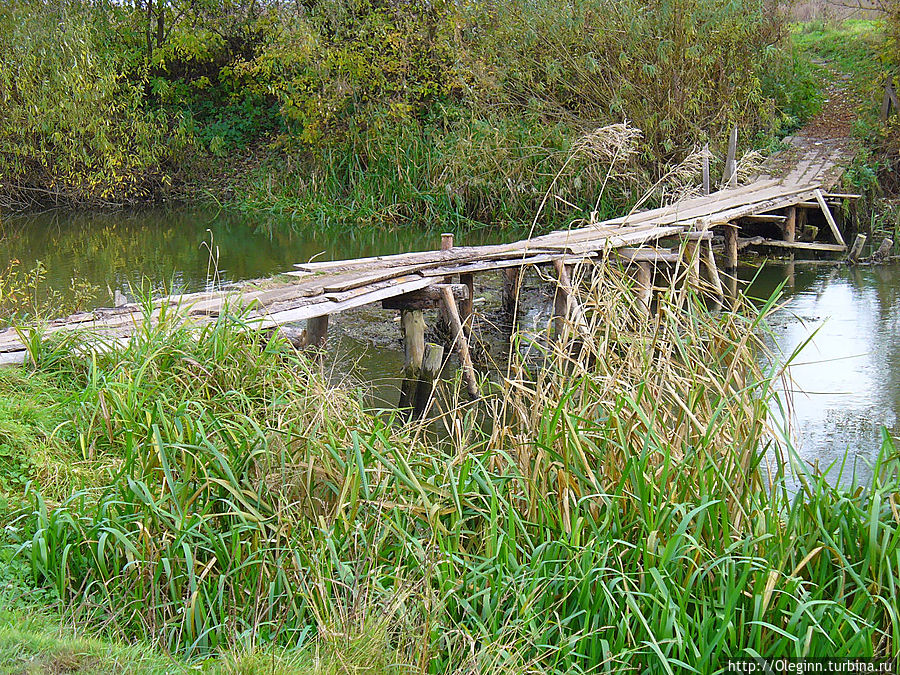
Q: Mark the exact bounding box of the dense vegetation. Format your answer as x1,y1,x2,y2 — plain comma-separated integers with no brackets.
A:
1,262,898,672
2,3,900,673
0,0,813,227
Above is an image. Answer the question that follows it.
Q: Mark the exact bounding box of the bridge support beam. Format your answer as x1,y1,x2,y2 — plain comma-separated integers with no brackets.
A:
700,239,725,305
398,309,426,411
412,343,444,418
683,238,702,288
440,286,479,399
460,273,475,333
724,224,739,272
502,267,522,317
784,207,797,243
304,315,329,349
632,262,652,314
552,260,590,339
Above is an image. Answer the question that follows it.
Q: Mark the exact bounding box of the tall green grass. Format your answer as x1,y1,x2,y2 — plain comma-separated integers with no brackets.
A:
2,264,899,671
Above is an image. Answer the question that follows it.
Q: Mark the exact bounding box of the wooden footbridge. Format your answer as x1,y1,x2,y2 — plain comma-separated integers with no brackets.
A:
0,143,859,410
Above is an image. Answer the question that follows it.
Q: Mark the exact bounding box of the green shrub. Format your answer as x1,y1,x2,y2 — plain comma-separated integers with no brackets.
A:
460,0,789,161
0,1,186,206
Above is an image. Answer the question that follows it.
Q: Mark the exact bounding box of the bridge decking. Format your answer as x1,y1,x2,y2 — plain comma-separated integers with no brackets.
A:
0,144,857,367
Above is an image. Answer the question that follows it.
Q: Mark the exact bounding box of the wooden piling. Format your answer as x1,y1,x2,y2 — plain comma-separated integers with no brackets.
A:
725,126,738,188
440,286,479,399
702,143,711,196
815,190,846,248
848,233,867,264
784,206,797,243
552,260,590,338
459,272,475,332
882,74,899,121
304,315,329,349
412,343,444,418
398,309,426,410
438,233,455,322
683,238,701,287
502,267,521,316
633,261,652,314
724,273,739,305
724,223,738,271
701,239,725,301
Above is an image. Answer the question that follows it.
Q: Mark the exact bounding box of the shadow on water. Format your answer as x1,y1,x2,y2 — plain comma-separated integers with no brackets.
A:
744,260,900,489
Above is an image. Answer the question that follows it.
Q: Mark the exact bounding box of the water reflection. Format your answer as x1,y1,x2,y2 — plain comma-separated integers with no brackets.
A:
0,207,499,306
746,261,900,488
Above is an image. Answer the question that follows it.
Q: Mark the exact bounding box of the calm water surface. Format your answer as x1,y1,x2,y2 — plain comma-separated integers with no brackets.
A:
2,208,898,486
746,262,900,488
0,207,499,305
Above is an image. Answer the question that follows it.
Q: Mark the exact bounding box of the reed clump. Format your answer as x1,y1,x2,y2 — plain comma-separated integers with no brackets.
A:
3,264,899,671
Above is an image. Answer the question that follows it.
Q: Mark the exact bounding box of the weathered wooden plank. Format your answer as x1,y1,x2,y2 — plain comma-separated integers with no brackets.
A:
741,214,787,224
616,248,681,263
600,180,782,227
255,276,436,326
554,225,687,255
706,190,821,225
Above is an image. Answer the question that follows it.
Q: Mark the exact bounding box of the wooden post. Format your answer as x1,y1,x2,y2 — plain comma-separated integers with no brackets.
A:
412,343,444,418
459,273,475,331
724,223,738,271
684,238,701,287
784,206,797,243
398,309,426,410
304,315,329,349
552,264,571,336
633,262,652,314
439,233,455,322
701,239,725,301
724,126,738,188
872,237,894,262
440,286,479,399
702,143,711,196
552,260,589,338
848,234,867,264
724,273,738,305
882,74,899,121
502,267,521,316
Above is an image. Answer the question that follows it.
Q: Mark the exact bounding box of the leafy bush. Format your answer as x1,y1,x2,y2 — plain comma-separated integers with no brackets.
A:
0,1,185,206
0,0,820,217
460,0,788,161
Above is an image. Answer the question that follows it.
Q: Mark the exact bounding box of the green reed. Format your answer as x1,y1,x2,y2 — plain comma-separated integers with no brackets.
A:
4,264,899,672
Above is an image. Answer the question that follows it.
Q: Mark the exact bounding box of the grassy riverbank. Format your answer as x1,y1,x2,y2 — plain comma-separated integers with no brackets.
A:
1,268,898,672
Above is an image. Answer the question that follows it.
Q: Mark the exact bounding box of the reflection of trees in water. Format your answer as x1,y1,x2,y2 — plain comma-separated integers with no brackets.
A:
0,208,504,307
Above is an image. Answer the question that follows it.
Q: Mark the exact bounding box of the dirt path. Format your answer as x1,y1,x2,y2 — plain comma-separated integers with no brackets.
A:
760,61,862,189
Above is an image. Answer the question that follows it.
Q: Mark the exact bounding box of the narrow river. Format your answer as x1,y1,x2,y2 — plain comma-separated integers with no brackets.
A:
2,207,896,487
